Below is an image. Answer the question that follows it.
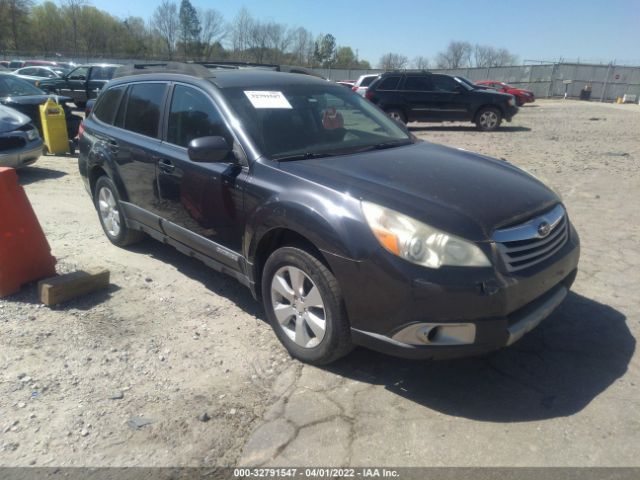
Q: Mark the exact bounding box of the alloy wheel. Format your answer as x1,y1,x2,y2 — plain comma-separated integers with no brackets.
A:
479,111,498,129
270,266,326,348
98,186,121,238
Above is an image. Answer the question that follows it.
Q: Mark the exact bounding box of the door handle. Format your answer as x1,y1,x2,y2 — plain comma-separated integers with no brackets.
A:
158,158,175,173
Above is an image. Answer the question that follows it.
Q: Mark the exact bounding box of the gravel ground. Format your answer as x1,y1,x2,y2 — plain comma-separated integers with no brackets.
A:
1,99,639,467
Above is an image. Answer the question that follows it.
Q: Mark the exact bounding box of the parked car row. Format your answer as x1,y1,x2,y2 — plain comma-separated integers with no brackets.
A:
0,59,76,70
0,72,81,137
2,60,122,108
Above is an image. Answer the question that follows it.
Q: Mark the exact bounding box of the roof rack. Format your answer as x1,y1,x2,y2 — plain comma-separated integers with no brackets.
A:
112,61,327,80
113,62,213,79
191,61,280,70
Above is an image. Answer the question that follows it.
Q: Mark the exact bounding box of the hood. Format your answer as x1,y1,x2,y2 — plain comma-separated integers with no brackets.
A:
277,142,559,242
474,89,513,101
0,104,30,133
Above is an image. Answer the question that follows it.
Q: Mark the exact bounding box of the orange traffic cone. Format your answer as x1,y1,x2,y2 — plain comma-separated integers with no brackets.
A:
0,167,56,297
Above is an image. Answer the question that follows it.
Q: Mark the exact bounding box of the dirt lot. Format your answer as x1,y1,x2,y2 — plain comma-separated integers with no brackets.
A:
1,100,639,467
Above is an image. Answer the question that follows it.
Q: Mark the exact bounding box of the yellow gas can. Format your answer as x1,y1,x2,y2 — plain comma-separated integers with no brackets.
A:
39,98,69,154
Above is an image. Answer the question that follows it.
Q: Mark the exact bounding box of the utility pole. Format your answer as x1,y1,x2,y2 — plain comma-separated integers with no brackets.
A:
600,61,613,102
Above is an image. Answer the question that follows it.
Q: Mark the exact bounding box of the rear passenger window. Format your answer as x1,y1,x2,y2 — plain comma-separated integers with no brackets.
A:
90,67,116,80
123,83,167,138
377,76,401,90
167,85,232,148
93,87,125,125
403,76,431,91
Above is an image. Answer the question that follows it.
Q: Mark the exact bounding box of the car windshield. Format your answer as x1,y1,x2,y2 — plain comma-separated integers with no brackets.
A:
221,83,412,160
0,75,45,96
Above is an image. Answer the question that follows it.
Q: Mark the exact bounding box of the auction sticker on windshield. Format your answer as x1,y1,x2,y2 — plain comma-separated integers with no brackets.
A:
244,91,292,109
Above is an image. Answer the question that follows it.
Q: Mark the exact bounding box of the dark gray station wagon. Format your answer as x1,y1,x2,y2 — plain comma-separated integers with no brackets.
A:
78,63,580,365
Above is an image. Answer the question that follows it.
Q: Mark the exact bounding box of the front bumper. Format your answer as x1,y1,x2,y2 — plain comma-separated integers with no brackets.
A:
324,223,580,360
504,104,519,121
0,138,43,169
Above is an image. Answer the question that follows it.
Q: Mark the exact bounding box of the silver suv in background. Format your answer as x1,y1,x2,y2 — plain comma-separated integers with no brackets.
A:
351,74,379,96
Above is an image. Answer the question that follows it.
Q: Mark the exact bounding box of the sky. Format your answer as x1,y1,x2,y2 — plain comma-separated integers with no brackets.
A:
94,0,640,66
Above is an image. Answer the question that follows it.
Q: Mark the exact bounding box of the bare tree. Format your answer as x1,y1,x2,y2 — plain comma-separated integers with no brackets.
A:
230,7,252,60
289,26,313,65
266,22,290,63
62,0,88,57
412,55,430,70
198,8,226,60
436,41,472,68
151,0,179,59
474,44,518,67
493,47,518,66
378,52,408,70
473,44,493,68
5,0,33,51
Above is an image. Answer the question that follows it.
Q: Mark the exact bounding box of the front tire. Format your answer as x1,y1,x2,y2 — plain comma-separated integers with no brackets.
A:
261,246,353,365
94,176,144,247
475,107,502,131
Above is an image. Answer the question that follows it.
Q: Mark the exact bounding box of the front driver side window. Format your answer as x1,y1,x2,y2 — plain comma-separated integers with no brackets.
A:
167,85,232,148
431,75,459,93
69,67,88,80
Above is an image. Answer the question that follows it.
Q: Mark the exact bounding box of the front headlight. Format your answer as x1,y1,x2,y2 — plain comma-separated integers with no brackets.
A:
507,95,516,107
361,201,490,268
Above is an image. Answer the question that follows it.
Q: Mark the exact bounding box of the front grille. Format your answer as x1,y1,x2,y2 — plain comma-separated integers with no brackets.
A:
0,136,26,151
494,204,568,273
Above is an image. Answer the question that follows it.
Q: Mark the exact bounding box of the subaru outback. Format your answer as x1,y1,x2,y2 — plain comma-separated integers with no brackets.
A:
78,63,579,365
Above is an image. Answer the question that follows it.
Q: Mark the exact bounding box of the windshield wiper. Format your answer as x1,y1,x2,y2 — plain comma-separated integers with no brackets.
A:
275,152,334,162
351,140,412,153
373,140,412,150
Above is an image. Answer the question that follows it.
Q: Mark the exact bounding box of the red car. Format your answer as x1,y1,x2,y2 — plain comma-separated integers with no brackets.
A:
476,80,535,106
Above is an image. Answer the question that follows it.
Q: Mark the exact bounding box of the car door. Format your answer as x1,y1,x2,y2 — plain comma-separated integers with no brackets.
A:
428,74,472,121
60,66,89,103
87,66,115,100
154,83,248,268
108,82,170,226
399,75,438,121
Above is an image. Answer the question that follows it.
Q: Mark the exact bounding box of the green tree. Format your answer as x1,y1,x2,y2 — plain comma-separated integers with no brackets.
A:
334,46,356,68
313,33,336,67
29,2,66,55
4,0,33,52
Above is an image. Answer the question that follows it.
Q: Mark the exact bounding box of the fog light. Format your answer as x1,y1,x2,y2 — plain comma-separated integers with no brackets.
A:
393,322,476,346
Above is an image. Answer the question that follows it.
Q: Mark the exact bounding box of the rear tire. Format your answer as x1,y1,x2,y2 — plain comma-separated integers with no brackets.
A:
94,176,144,247
262,246,353,365
475,107,502,131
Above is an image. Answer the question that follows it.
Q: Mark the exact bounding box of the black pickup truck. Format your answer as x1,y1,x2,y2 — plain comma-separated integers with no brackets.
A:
38,64,120,108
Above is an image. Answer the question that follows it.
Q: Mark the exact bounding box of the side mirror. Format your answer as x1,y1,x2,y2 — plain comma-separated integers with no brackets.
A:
187,136,232,163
